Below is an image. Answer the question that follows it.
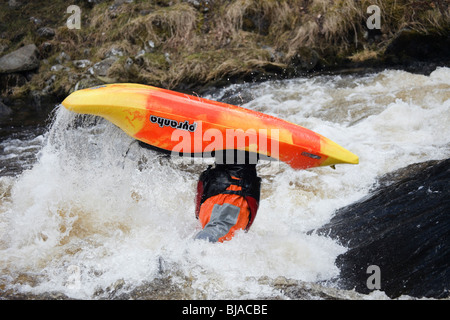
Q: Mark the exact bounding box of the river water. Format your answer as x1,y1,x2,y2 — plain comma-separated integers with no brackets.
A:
0,67,449,300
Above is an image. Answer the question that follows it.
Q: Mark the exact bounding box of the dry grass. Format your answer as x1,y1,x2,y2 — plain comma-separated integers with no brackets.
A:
283,0,449,59
349,48,380,62
122,3,198,50
1,0,448,98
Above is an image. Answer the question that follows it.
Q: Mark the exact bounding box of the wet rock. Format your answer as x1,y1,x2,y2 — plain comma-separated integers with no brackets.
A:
41,74,57,94
0,100,13,120
272,276,297,287
134,49,146,65
89,56,119,79
0,289,73,300
124,57,133,71
73,59,92,69
8,0,22,8
288,47,320,73
104,47,124,58
56,51,71,64
144,40,155,53
101,279,126,298
164,52,171,64
50,64,68,72
385,29,450,64
261,45,284,63
36,27,55,39
30,90,42,113
85,0,108,4
100,276,196,300
258,276,374,300
0,44,40,73
315,159,450,299
109,0,134,10
73,75,102,91
186,0,210,13
0,73,27,94
29,17,43,26
39,42,53,58
185,0,201,8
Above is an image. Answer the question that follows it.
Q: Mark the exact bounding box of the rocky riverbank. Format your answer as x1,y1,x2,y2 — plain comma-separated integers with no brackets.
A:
1,0,449,126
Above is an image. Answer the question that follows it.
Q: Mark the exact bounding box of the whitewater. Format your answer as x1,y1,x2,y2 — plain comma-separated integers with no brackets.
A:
0,67,449,299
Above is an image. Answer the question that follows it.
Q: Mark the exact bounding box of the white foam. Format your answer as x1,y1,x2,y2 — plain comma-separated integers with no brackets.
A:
1,67,449,299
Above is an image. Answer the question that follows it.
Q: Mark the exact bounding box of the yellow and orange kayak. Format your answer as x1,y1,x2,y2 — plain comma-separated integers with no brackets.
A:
61,83,358,170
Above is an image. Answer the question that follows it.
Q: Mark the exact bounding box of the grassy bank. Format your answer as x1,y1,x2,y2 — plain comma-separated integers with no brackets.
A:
0,0,449,108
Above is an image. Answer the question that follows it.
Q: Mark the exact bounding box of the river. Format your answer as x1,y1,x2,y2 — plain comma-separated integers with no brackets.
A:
0,67,449,300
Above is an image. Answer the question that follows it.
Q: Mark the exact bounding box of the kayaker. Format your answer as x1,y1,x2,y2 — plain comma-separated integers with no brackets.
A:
194,152,261,242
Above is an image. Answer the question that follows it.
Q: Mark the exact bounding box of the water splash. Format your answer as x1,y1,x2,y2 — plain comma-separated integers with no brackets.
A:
0,67,449,299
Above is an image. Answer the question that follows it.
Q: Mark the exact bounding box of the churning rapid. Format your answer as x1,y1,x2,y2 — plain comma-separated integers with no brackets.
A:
0,67,449,299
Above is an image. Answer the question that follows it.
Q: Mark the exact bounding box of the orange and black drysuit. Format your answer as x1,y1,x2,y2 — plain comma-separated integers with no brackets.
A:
194,164,261,242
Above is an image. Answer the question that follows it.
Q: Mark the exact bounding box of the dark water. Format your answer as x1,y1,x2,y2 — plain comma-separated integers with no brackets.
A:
0,125,47,176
